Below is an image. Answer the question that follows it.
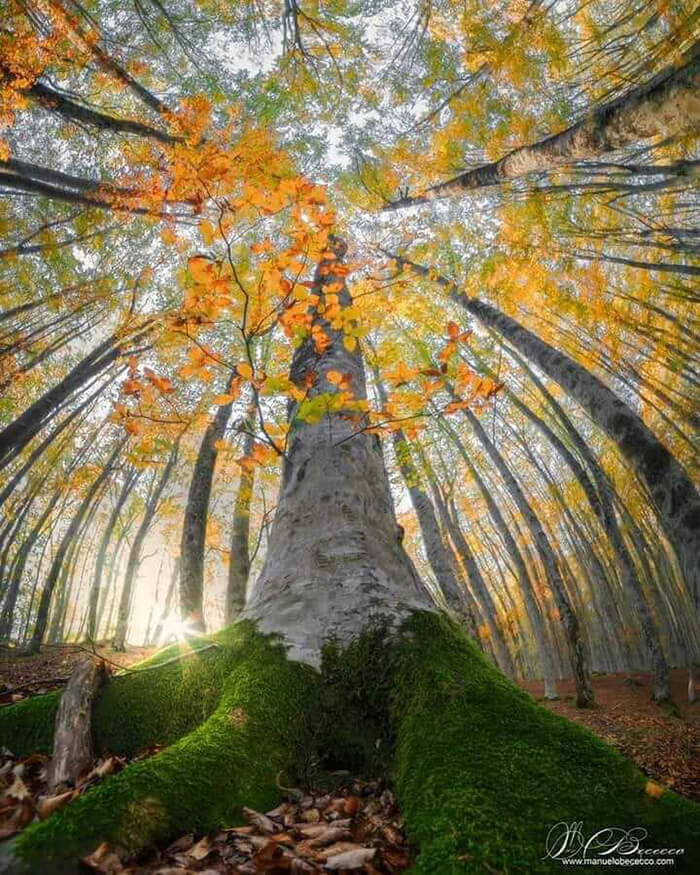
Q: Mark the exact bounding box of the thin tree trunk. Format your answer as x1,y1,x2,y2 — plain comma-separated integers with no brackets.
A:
387,40,700,207
180,388,237,630
152,559,179,645
390,253,700,619
504,360,672,699
438,414,559,697
25,80,175,143
113,446,179,650
225,424,256,623
26,441,124,654
371,367,472,626
436,484,516,675
86,469,140,642
0,326,149,470
462,407,595,707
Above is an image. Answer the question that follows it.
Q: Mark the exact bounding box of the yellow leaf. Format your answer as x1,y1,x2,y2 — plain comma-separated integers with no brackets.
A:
645,781,665,799
236,363,253,380
199,219,215,246
213,393,235,405
343,335,357,352
326,370,343,385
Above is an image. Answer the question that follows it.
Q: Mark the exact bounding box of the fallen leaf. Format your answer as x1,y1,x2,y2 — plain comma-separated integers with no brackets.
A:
187,835,212,860
325,847,376,869
81,842,124,873
36,790,73,819
243,806,279,834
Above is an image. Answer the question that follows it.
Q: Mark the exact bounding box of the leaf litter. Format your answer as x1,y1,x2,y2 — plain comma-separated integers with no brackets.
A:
81,779,412,874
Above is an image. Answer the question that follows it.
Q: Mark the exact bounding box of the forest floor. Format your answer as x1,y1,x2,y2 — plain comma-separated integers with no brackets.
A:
1,647,698,805
0,641,157,705
521,668,700,802
0,648,699,872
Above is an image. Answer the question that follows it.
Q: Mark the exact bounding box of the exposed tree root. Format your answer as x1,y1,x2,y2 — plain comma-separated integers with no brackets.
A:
0,615,699,873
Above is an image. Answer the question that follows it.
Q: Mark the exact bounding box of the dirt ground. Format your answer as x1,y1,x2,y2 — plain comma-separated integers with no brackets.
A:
0,641,157,705
521,668,700,802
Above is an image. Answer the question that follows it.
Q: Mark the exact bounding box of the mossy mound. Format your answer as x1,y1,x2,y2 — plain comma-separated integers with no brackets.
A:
7,624,317,873
0,634,240,760
391,612,700,873
1,613,699,873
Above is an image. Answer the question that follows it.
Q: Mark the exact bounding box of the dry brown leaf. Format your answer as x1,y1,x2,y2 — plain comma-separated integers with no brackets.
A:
307,826,352,848
187,835,212,860
81,842,124,874
325,847,376,869
166,833,195,852
36,789,73,819
6,775,30,801
318,841,366,859
0,800,33,839
343,796,360,816
243,806,279,834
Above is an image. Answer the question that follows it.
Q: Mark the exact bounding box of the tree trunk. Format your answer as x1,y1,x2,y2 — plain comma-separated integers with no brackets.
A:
225,425,256,623
113,446,179,650
0,325,149,471
390,253,700,622
369,367,471,625
438,414,560,696
26,441,124,654
387,40,700,207
4,243,700,873
437,487,516,676
463,407,595,707
179,392,236,630
505,358,671,699
151,559,179,645
241,239,433,663
48,658,107,792
87,470,140,642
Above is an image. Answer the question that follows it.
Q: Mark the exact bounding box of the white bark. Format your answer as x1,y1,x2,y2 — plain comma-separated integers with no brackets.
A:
241,241,433,664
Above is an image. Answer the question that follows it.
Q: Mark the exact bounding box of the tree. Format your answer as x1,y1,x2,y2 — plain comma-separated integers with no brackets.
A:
1,1,699,869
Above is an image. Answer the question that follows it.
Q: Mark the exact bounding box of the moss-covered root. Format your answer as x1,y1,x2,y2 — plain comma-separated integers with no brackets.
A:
0,632,243,759
10,631,317,873
392,613,700,874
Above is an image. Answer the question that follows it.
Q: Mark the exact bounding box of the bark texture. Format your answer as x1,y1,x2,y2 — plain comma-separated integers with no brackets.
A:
48,658,107,792
241,239,433,664
389,253,700,620
225,425,255,623
388,40,700,207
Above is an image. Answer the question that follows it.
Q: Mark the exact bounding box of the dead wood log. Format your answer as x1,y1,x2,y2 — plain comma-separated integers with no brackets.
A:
47,657,107,792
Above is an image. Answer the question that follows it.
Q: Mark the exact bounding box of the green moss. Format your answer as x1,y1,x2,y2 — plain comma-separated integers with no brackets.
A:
6,613,700,874
0,689,60,755
0,633,239,759
391,612,700,873
93,632,244,757
311,626,395,782
13,624,317,873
